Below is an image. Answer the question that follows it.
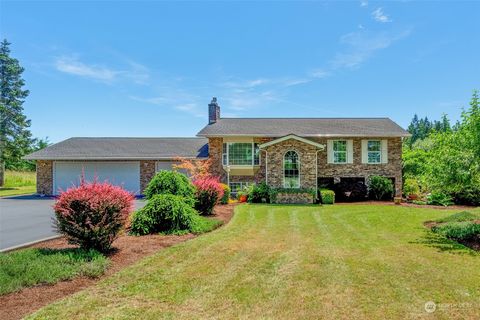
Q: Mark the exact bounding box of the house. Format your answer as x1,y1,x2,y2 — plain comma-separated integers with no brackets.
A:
25,98,410,201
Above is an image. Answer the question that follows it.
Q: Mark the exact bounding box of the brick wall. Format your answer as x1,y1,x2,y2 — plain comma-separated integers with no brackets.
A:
140,160,156,193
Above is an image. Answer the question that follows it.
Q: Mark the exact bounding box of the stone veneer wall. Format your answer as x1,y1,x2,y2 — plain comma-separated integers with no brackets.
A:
140,160,156,193
36,160,53,195
264,139,318,189
276,192,315,204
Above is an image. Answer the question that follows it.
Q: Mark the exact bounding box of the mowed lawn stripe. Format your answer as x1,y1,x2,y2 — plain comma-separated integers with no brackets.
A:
29,205,480,320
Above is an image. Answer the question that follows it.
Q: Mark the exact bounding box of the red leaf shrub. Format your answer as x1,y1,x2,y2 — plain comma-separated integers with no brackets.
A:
193,177,224,215
53,181,134,252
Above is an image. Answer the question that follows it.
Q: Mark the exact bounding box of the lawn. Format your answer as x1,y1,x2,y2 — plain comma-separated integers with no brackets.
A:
0,248,108,295
0,171,36,197
29,204,480,319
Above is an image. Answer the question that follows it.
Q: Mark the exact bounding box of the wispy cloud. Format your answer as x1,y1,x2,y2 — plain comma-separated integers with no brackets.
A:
55,55,150,84
174,103,204,118
372,8,391,23
331,29,411,69
55,56,119,82
360,0,368,7
309,69,330,79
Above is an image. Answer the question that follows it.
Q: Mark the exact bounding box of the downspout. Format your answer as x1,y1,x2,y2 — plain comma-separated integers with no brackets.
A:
261,149,268,184
315,149,322,202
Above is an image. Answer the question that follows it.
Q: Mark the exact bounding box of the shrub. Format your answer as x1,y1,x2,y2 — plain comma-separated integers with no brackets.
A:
130,194,199,235
427,192,454,207
412,200,427,205
320,189,335,204
220,183,230,204
247,182,274,203
435,211,480,224
368,176,394,200
143,170,195,206
403,178,420,197
53,181,134,252
333,181,368,202
432,222,480,241
193,177,224,215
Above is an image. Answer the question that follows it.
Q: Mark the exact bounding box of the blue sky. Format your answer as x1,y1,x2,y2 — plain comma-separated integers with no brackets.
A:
1,1,479,143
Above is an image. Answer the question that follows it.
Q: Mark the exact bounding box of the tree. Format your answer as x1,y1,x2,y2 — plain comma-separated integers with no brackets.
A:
0,39,33,185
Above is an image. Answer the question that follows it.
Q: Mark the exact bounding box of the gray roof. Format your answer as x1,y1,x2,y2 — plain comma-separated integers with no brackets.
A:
197,118,410,137
24,137,209,160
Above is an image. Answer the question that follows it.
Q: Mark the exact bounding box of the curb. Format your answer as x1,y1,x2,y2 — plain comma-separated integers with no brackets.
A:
0,235,61,253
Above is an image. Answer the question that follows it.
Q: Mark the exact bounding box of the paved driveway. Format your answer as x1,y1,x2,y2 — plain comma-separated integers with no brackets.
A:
0,195,145,251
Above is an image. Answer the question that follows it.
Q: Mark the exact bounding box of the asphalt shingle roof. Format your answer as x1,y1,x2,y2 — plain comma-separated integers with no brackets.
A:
24,137,209,160
197,118,410,137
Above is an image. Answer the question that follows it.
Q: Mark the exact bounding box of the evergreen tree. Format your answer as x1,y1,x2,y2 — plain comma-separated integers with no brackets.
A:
0,39,32,185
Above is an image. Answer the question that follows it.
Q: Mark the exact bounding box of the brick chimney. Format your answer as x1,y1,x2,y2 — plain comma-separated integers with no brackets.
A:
208,97,220,124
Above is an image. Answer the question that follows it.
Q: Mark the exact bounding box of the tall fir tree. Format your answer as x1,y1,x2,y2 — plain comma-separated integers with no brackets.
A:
0,39,32,185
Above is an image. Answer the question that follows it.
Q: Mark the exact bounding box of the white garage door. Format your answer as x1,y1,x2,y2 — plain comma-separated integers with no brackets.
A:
53,161,140,195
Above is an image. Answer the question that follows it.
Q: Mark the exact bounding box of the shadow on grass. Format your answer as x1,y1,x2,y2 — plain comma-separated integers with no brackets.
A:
412,229,479,256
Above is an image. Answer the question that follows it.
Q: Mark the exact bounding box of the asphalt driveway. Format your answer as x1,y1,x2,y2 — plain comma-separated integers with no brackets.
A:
0,195,145,251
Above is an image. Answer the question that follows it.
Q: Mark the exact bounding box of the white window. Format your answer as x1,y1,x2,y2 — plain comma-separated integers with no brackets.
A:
222,143,260,166
333,140,347,163
367,140,381,163
284,151,300,188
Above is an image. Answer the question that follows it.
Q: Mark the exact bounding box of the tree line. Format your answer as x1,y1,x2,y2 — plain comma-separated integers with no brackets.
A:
0,39,48,186
403,90,480,205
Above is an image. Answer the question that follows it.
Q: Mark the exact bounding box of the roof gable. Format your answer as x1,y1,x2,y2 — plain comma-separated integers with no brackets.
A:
259,134,325,149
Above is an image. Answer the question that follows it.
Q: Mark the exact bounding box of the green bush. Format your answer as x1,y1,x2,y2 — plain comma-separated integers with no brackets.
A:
432,222,480,241
143,170,195,206
427,192,454,207
130,194,200,235
320,189,335,204
220,183,230,204
403,178,420,196
248,182,274,203
412,200,427,205
435,211,480,224
368,176,394,200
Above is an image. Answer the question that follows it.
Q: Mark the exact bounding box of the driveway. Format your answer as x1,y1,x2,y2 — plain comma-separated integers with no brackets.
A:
0,195,145,251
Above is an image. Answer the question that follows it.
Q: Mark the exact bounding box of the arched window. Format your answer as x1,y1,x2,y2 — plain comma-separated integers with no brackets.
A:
284,151,300,188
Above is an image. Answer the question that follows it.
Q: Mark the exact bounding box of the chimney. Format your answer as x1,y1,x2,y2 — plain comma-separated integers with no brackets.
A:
208,97,220,124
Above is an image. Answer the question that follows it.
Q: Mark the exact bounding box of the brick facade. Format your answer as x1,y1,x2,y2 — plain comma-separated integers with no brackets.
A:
208,136,403,197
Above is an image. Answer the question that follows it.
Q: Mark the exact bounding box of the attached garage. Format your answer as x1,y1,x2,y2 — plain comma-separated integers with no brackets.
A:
24,137,209,196
53,161,140,195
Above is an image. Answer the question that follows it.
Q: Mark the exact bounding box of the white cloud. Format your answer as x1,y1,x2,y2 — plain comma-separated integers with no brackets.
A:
55,56,118,82
360,1,368,7
331,29,411,69
309,69,330,79
55,56,150,84
174,103,204,118
372,8,391,23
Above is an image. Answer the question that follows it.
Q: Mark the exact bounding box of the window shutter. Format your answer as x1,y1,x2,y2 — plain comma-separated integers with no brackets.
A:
361,140,368,164
327,140,334,164
347,140,353,164
381,139,388,164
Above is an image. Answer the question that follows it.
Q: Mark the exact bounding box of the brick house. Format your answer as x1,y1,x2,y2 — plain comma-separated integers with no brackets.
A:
26,98,409,200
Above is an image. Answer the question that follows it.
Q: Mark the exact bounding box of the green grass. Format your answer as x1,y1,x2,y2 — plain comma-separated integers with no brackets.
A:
434,211,480,223
0,170,36,197
0,248,109,295
29,205,480,319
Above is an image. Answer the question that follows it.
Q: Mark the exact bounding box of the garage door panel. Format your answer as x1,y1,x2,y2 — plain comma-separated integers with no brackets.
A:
54,161,140,195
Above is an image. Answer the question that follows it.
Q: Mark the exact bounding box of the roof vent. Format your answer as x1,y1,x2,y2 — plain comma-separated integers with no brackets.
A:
208,97,220,124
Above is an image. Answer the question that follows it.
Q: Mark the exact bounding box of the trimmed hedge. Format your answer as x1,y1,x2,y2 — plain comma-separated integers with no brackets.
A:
130,194,199,235
368,176,394,200
320,189,335,204
143,170,195,206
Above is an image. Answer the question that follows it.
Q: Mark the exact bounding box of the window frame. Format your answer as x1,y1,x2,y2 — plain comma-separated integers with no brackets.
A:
333,140,348,164
367,140,382,164
283,150,300,188
222,142,260,166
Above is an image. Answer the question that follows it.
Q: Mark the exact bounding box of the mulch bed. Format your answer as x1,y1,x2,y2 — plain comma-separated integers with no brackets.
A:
0,204,237,320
